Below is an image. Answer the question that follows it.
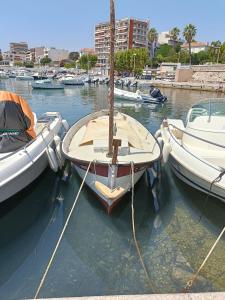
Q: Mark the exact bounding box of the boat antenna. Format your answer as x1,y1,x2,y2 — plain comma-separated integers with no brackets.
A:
107,0,115,157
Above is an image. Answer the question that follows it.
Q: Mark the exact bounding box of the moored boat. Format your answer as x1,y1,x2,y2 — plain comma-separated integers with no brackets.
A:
16,72,34,80
32,79,64,89
58,75,84,85
0,91,69,203
114,87,167,104
157,98,225,203
62,110,161,213
62,0,161,214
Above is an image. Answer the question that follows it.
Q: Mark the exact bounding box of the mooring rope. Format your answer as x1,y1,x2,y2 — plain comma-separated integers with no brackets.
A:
34,160,92,299
198,170,225,223
130,162,155,292
182,226,225,293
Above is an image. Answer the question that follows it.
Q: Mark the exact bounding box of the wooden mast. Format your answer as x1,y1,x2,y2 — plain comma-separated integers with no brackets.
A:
107,0,115,157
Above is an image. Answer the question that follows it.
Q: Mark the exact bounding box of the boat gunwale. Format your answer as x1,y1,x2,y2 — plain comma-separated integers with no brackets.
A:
62,110,162,163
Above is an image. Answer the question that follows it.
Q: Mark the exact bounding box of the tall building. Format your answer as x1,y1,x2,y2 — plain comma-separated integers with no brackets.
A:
10,42,28,53
95,18,149,68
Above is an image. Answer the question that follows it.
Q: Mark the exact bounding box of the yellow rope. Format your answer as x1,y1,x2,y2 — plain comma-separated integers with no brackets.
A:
183,226,225,293
130,162,155,292
34,161,92,299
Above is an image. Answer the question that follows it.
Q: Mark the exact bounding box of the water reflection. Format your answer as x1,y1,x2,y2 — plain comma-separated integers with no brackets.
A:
0,80,225,298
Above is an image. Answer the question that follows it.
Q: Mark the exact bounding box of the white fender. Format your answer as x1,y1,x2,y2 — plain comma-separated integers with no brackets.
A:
62,119,69,132
55,143,65,169
46,146,58,172
155,129,161,139
54,135,61,146
157,136,163,150
162,142,172,163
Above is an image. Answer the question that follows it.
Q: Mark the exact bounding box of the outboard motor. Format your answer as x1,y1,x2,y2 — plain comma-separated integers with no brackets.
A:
149,86,167,103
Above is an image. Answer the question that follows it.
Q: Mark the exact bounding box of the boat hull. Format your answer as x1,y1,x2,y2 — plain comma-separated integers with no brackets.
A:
0,153,48,203
0,113,67,203
73,161,148,214
168,153,225,202
160,119,225,204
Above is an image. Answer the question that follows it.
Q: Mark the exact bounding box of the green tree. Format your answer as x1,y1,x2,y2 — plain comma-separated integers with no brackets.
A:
210,40,222,63
69,51,79,61
115,48,148,75
155,44,176,58
147,28,158,59
219,42,225,63
170,27,180,48
23,61,34,68
0,53,2,61
79,54,97,71
14,61,23,67
183,24,197,65
40,56,52,65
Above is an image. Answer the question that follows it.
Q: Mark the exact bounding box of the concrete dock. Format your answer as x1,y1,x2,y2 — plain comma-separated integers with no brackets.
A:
39,292,225,300
138,80,225,93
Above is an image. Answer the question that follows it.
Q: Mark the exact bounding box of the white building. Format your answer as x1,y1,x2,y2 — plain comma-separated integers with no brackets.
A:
158,31,173,45
47,48,69,62
181,42,209,54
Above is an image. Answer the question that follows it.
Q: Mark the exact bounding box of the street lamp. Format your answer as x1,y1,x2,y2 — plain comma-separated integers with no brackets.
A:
133,53,137,77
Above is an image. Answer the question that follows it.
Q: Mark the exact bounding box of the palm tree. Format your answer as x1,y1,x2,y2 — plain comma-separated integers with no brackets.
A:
147,28,158,59
170,27,180,47
210,40,222,63
183,24,197,65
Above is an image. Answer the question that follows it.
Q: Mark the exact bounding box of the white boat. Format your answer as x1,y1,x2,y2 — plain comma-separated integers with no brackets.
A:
58,75,84,85
0,112,69,203
62,110,161,213
157,98,225,203
114,87,167,103
0,71,9,79
32,79,64,89
16,72,34,81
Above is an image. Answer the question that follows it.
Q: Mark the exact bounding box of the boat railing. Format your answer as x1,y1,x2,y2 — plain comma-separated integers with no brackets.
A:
168,123,225,150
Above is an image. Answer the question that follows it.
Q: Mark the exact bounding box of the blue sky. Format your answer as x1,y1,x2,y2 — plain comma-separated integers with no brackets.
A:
1,0,225,52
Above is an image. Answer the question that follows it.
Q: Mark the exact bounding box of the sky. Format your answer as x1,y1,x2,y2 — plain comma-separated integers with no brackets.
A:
1,0,225,52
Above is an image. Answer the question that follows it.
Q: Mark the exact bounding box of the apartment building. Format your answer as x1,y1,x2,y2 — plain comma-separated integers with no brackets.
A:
10,42,28,53
95,18,149,68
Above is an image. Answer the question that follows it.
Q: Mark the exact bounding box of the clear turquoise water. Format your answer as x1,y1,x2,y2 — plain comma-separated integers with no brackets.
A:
0,79,225,299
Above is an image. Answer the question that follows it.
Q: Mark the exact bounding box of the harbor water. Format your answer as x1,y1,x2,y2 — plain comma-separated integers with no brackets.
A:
0,79,225,299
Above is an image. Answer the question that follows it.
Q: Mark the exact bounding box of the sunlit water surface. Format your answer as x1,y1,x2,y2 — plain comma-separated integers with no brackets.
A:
0,79,225,299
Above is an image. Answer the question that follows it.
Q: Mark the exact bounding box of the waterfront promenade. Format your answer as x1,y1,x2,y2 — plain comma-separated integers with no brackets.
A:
138,79,225,93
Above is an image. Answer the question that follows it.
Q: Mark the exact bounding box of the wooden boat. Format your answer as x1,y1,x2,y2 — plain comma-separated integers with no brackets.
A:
62,0,161,213
157,99,225,203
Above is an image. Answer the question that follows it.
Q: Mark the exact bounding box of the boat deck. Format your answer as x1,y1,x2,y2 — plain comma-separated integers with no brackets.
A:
67,114,160,164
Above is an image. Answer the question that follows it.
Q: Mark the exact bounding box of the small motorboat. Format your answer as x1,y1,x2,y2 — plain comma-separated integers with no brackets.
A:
32,72,48,80
58,75,84,85
32,79,64,89
0,71,9,79
0,91,69,203
114,87,167,104
157,98,225,203
16,72,34,81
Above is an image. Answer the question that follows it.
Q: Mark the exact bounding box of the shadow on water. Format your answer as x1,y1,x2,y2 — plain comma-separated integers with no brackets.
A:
37,168,174,298
156,164,225,293
0,169,66,299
